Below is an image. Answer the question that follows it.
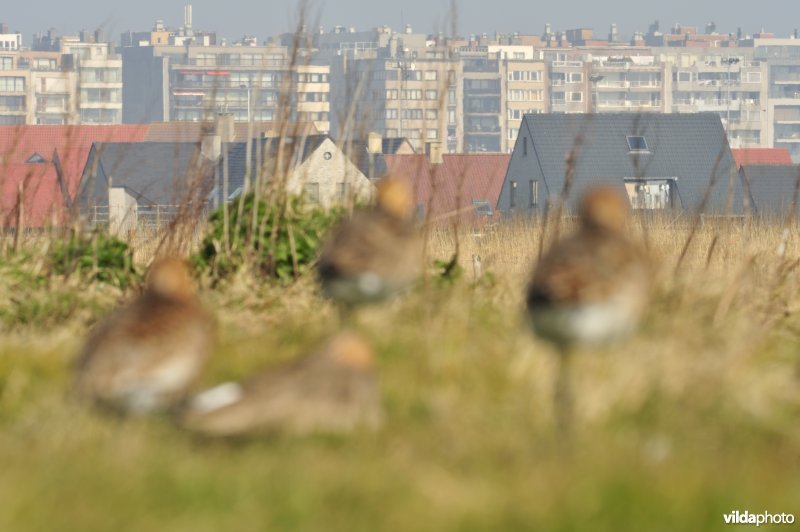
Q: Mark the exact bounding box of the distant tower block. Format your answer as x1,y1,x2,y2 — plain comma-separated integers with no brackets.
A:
184,4,193,36
609,23,618,42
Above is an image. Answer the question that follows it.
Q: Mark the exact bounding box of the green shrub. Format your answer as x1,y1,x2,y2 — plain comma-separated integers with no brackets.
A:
195,194,346,282
50,230,138,289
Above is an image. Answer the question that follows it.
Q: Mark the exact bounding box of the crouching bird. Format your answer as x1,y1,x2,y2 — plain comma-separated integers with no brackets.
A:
73,257,214,414
316,177,423,313
178,332,383,437
526,185,650,436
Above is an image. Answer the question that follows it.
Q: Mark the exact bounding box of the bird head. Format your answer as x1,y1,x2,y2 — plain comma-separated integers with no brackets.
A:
146,257,196,301
328,332,374,370
376,177,414,220
579,185,631,233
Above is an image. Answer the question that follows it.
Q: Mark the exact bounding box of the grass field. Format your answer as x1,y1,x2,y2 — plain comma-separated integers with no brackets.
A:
1,218,799,531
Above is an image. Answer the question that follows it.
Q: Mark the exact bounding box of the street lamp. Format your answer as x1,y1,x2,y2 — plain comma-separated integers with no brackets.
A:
590,74,605,113
722,57,740,134
239,84,251,122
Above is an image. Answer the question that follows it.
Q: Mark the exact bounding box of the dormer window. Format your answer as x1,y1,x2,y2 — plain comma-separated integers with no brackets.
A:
626,136,649,152
25,152,47,163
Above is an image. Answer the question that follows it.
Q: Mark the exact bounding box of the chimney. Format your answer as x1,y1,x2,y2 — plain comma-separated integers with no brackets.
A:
426,141,443,164
201,133,221,161
215,113,235,143
367,131,382,154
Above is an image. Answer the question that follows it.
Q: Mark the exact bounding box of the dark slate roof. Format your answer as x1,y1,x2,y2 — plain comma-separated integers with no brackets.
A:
740,164,800,218
506,113,740,213
220,135,329,202
382,137,413,154
333,137,413,180
339,140,388,179
78,142,215,207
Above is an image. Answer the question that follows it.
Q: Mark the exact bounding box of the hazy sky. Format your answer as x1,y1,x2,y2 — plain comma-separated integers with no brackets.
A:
5,0,799,43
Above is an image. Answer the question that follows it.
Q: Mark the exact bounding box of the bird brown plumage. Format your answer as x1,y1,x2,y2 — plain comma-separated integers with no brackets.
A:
526,185,650,434
73,256,214,414
316,177,423,307
179,332,383,437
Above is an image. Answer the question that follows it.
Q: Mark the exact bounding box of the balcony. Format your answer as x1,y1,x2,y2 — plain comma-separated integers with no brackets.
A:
597,100,661,110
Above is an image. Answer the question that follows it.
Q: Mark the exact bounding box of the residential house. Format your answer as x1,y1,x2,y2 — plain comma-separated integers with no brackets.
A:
385,151,510,226
739,164,800,218
498,113,741,214
0,124,148,227
77,142,216,233
220,134,375,209
731,147,793,168
339,133,415,180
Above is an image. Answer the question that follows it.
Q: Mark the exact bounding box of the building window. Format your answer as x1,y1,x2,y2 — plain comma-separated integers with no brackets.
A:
510,180,518,208
529,180,539,207
337,182,349,200
626,135,649,152
425,89,438,100
304,182,320,203
0,77,24,92
569,92,583,102
425,109,438,120
473,200,493,216
424,70,438,81
426,129,439,140
624,179,675,209
523,136,528,157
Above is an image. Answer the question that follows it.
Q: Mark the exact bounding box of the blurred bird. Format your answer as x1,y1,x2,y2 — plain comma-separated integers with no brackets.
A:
73,257,214,414
179,332,383,437
316,177,423,310
526,185,650,435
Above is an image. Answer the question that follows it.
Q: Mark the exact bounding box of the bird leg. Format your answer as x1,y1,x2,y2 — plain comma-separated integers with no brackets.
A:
554,346,575,442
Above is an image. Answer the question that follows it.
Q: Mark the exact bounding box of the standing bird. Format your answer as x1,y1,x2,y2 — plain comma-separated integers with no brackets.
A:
73,257,214,414
179,332,383,437
526,185,650,435
316,177,423,310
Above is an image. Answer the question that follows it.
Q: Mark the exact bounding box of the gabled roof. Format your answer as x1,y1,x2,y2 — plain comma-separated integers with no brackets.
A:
501,113,739,213
0,125,149,226
221,135,330,200
0,163,61,228
337,137,414,180
144,121,320,143
732,148,793,168
385,153,511,226
78,142,215,207
740,164,800,218
382,138,414,155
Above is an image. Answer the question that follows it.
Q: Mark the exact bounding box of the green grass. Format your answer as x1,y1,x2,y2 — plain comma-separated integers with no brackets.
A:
1,223,800,531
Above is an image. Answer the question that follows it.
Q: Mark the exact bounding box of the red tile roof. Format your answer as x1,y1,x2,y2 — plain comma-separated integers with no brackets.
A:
384,153,511,226
732,148,793,168
0,125,148,227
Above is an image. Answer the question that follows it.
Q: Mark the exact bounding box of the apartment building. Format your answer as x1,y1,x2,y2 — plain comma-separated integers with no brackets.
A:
665,50,767,148
0,24,21,51
329,55,458,152
121,44,330,133
592,56,670,113
61,39,123,124
459,50,546,152
753,40,800,161
0,36,121,125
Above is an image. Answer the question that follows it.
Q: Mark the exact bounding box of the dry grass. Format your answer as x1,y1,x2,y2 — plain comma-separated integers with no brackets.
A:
0,217,799,531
